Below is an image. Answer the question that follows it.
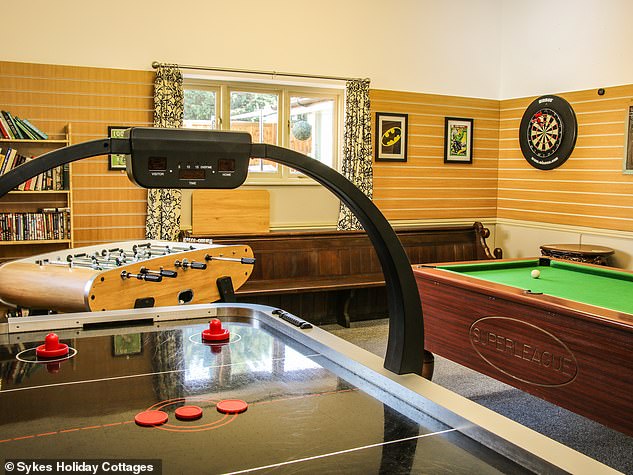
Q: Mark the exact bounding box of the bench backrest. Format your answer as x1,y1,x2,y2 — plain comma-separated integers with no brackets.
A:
196,222,499,284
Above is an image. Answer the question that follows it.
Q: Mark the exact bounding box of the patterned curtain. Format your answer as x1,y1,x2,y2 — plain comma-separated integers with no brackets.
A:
337,79,372,230
146,64,184,240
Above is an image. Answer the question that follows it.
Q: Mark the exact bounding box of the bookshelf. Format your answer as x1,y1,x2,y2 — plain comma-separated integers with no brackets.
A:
0,123,73,261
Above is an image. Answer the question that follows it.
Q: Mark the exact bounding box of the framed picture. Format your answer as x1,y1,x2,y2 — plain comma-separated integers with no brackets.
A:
375,112,408,162
444,117,474,164
624,104,633,174
112,333,143,357
108,126,129,170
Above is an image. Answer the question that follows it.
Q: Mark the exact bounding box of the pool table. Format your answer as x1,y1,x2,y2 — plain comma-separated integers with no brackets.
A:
413,257,633,436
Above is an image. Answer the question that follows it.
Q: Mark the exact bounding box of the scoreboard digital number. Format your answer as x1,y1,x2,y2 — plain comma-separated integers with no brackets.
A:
519,95,577,170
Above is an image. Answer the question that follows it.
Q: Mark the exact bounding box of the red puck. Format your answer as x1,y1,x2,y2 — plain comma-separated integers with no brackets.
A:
35,333,69,358
202,319,230,342
135,410,168,427
217,399,248,414
175,405,203,421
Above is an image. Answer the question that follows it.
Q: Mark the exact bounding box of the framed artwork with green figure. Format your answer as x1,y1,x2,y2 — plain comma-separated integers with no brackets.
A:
108,126,129,170
444,117,473,163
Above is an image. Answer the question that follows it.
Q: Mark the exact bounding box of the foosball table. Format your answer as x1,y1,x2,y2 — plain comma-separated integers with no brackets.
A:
0,240,254,315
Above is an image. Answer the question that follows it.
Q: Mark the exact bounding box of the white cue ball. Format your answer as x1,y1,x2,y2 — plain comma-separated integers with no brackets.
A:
531,269,541,279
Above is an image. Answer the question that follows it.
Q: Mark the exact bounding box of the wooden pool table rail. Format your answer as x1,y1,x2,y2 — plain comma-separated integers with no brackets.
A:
414,258,633,436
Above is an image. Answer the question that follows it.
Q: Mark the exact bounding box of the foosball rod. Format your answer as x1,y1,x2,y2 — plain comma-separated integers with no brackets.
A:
134,243,195,253
204,255,256,265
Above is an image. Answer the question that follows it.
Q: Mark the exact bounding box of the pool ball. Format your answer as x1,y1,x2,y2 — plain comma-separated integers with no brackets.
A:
531,269,541,279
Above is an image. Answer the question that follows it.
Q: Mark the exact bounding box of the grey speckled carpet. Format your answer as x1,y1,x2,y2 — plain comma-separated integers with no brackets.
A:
321,318,633,474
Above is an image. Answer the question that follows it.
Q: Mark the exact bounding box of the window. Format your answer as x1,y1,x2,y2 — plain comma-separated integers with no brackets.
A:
184,88,218,130
289,95,335,169
230,90,280,173
183,79,342,183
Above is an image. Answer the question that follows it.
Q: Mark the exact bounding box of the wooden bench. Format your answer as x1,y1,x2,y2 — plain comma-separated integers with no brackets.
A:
182,222,501,326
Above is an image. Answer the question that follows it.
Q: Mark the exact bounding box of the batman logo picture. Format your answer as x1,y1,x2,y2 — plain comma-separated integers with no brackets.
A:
381,124,402,153
376,113,407,161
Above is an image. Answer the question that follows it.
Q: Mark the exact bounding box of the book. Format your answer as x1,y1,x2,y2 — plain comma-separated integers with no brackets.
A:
13,153,26,169
53,165,63,190
1,148,17,174
9,113,26,139
21,119,48,140
45,169,53,190
14,118,38,140
41,207,71,213
62,163,70,190
0,148,8,175
0,113,50,141
1,111,21,139
34,173,43,191
0,117,10,139
0,114,14,139
22,176,33,191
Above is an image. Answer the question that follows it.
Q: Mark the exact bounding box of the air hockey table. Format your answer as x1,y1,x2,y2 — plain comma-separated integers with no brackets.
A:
0,304,617,474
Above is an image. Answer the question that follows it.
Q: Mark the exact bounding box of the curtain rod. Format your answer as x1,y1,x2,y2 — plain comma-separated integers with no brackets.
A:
151,61,364,82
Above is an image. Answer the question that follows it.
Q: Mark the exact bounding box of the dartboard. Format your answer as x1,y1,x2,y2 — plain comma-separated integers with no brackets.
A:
519,95,577,170
528,108,562,156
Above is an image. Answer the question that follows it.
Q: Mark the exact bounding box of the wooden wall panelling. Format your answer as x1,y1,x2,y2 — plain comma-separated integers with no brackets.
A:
6,59,632,244
0,61,154,247
370,89,500,223
498,85,633,232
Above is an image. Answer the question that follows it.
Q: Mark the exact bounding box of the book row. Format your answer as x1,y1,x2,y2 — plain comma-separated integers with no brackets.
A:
0,111,48,140
1,147,68,191
0,210,71,242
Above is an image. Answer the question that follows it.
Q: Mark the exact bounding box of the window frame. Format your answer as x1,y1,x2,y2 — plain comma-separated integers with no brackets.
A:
183,80,221,131
183,78,343,185
227,85,283,175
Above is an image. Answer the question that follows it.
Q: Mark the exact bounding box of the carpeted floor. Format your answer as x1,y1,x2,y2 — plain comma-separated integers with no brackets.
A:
321,318,633,474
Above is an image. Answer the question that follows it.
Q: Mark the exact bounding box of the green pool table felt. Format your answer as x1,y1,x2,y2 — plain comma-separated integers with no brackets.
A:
438,259,633,315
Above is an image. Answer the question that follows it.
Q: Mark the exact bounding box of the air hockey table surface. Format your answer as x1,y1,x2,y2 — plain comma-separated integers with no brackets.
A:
0,304,617,474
